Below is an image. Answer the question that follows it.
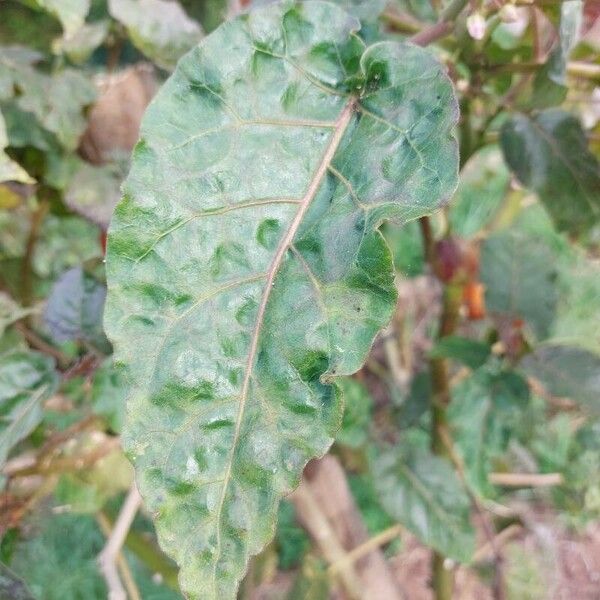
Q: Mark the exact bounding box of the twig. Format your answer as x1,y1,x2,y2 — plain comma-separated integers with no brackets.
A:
98,511,180,591
567,61,600,81
13,321,70,369
290,480,363,600
98,513,141,600
419,216,463,600
381,8,424,34
20,201,48,309
382,324,410,390
439,426,506,600
419,215,435,266
328,524,403,576
488,472,564,487
37,415,101,455
472,524,523,563
410,0,470,46
5,435,120,477
98,484,143,600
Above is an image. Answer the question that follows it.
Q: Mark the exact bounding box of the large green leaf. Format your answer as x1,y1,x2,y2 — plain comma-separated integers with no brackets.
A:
500,110,600,235
108,0,203,70
105,2,459,597
372,444,475,562
0,350,58,466
481,229,558,339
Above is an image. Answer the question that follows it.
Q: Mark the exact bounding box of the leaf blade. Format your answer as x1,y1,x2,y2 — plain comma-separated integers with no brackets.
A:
500,110,600,235
372,445,475,562
0,350,58,466
105,3,459,597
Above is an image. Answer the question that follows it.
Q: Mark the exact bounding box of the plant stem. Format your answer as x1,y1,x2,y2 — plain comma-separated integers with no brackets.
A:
291,479,363,599
430,282,462,459
419,216,463,600
432,553,453,600
459,99,473,169
411,0,469,46
328,524,403,576
20,200,48,309
13,321,71,368
98,484,143,600
381,9,423,34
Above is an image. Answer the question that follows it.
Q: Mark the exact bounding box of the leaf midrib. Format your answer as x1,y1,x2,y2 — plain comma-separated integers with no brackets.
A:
210,98,356,594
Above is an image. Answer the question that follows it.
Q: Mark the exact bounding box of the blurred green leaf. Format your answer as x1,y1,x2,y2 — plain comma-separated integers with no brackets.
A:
91,360,127,433
0,46,40,101
0,563,34,600
0,4,60,52
372,444,475,562
64,161,123,229
33,0,91,36
449,147,509,238
481,229,558,339
275,500,310,570
55,445,132,513
429,336,491,370
336,377,372,448
500,110,600,235
0,101,56,152
180,0,226,33
325,0,387,21
0,292,35,336
17,69,96,150
0,109,34,184
449,366,529,495
0,49,96,150
0,350,58,466
286,554,329,600
522,345,600,413
53,20,109,63
382,219,424,277
34,215,102,282
392,0,437,22
44,266,109,351
551,248,600,353
531,0,582,108
9,509,181,600
108,0,203,69
396,371,431,429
